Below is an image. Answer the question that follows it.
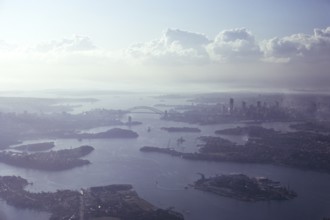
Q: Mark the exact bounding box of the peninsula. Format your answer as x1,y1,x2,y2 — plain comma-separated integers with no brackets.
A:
12,142,55,152
0,175,184,220
290,122,330,133
0,145,94,171
141,125,330,173
0,108,130,148
214,126,275,136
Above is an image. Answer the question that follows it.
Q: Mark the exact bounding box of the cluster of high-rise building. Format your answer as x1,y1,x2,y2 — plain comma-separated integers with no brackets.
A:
219,97,286,121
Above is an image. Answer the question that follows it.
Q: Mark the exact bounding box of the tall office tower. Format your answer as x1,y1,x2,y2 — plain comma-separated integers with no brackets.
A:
229,98,234,114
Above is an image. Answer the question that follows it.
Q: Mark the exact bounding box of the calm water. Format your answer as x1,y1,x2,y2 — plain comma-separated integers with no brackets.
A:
0,94,330,220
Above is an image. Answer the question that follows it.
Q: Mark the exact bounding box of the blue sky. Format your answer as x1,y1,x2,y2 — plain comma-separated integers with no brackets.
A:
0,0,329,91
1,0,329,47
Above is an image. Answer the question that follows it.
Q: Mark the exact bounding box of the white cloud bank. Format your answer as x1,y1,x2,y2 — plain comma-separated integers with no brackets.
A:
1,27,329,65
207,28,261,62
126,28,262,64
262,27,330,63
34,35,96,53
0,27,330,91
126,26,330,65
126,29,210,65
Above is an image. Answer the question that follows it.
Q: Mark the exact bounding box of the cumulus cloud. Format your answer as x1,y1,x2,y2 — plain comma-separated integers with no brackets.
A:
0,35,107,66
1,27,330,91
262,27,330,63
127,28,263,65
207,28,261,62
0,40,17,51
127,26,330,65
126,28,211,65
163,29,211,48
34,35,97,53
1,27,330,67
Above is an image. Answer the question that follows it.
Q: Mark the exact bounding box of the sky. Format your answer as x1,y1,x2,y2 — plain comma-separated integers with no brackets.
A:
0,0,329,92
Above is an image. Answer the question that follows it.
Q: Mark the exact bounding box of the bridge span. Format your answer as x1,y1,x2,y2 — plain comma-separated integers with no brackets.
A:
126,106,165,115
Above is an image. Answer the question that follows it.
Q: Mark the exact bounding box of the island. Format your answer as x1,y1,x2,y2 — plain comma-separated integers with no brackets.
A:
12,142,55,152
194,174,297,202
161,127,201,133
0,145,94,171
57,128,139,139
0,175,184,220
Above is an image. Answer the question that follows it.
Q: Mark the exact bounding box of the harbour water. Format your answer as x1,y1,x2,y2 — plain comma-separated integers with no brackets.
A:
0,94,330,220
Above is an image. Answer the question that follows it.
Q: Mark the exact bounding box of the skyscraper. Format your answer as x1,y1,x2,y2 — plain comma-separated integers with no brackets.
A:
229,98,234,114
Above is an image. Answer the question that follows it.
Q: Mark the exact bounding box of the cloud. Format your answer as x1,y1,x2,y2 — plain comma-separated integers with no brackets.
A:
126,28,211,65
163,29,211,48
129,27,330,65
207,28,262,62
34,35,97,53
1,27,330,67
0,35,108,66
0,40,17,51
262,27,330,63
127,28,263,65
1,27,330,91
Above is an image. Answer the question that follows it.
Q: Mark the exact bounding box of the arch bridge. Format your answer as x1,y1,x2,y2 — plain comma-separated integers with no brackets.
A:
127,106,165,115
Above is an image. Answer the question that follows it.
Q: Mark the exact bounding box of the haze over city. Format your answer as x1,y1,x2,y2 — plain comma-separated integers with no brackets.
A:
0,0,329,92
1,1,330,220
